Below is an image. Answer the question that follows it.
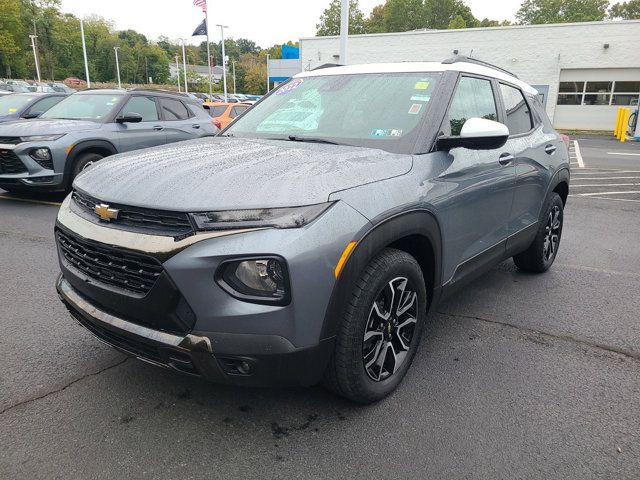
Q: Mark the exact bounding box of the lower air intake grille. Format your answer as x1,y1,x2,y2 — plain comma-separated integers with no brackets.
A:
56,229,163,295
0,149,27,174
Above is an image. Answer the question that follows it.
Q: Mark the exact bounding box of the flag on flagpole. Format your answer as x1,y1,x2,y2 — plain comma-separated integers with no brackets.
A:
193,0,207,13
192,19,207,36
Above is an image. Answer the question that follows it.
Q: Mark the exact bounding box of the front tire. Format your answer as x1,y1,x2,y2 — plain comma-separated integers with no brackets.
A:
71,152,104,182
513,192,564,273
324,248,427,404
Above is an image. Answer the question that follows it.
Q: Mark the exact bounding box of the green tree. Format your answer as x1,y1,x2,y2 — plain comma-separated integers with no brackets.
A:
383,0,425,32
316,0,366,36
424,0,478,29
516,0,609,24
609,0,640,18
364,4,387,33
0,0,24,78
448,15,467,29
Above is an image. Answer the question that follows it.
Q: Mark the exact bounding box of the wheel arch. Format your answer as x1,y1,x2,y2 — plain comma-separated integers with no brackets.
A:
320,209,443,339
548,167,570,206
63,139,118,187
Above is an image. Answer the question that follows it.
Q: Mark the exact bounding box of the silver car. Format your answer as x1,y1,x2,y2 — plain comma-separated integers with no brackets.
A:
0,89,216,193
55,58,570,403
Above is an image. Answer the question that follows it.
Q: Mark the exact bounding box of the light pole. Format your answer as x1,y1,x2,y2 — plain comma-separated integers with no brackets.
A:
80,19,91,87
29,34,41,83
216,24,228,102
179,38,188,93
265,54,270,94
175,55,181,92
113,46,121,89
232,61,236,94
339,0,349,65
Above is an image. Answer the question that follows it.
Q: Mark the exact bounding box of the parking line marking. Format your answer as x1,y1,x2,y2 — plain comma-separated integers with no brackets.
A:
571,176,640,180
0,195,62,206
607,152,640,156
573,140,585,168
571,191,640,196
571,183,640,187
569,195,640,204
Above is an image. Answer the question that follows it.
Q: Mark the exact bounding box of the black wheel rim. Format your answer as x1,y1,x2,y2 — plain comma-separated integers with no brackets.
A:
543,205,562,262
362,277,418,382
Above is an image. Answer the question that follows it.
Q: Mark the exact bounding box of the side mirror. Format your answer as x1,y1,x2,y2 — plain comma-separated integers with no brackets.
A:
437,118,509,151
22,111,43,119
116,112,143,123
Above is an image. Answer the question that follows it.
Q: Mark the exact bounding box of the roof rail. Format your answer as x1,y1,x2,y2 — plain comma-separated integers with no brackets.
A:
128,87,189,96
442,55,519,79
311,63,343,71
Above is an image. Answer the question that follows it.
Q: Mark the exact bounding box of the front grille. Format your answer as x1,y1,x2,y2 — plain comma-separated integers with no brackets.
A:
72,190,194,237
0,149,27,174
56,229,163,295
0,137,22,145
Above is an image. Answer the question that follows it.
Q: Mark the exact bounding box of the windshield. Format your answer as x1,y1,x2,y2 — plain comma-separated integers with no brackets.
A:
41,93,124,120
0,94,35,114
226,72,440,153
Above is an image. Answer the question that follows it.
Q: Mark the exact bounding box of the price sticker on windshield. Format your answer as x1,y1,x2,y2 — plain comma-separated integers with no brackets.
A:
275,78,304,95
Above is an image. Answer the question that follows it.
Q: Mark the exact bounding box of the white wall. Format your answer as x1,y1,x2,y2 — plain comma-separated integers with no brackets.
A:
300,20,640,130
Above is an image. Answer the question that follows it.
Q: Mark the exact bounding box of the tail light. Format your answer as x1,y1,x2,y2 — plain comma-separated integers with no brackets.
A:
212,118,221,129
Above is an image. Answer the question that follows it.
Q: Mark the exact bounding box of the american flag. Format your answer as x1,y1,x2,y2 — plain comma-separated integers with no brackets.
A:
193,0,207,13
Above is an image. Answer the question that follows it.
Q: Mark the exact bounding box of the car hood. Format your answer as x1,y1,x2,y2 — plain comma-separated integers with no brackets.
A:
74,137,413,211
0,119,102,135
0,113,20,123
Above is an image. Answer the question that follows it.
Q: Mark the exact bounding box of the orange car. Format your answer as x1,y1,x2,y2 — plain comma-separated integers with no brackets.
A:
204,102,251,130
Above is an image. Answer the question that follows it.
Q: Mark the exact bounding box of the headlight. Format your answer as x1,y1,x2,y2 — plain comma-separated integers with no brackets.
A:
20,134,66,142
190,203,333,231
216,257,290,305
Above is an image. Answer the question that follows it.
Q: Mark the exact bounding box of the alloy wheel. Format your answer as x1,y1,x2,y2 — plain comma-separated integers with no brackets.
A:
362,277,418,382
543,205,561,261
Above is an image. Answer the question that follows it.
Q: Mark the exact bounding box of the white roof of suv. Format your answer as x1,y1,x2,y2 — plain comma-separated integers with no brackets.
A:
296,61,537,95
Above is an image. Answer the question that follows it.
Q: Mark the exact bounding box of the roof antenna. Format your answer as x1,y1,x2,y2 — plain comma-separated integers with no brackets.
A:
469,49,474,58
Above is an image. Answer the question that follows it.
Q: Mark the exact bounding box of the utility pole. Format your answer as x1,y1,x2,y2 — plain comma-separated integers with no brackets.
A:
216,25,228,102
232,61,237,94
175,55,181,92
80,19,91,87
29,35,41,83
114,46,121,89
204,9,213,100
179,38,188,93
145,56,149,84
265,54,270,94
339,0,349,65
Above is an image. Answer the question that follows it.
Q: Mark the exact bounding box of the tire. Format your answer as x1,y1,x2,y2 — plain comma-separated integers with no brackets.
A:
71,152,104,182
324,248,427,404
513,192,564,273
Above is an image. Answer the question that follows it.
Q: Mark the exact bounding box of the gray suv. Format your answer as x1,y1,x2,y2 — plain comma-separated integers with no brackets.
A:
0,89,216,193
55,58,569,403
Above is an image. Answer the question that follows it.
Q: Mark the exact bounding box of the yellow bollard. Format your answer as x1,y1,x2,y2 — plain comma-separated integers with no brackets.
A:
621,108,630,143
614,107,621,137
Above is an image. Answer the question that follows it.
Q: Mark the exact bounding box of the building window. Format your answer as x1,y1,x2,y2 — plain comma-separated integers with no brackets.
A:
557,80,640,106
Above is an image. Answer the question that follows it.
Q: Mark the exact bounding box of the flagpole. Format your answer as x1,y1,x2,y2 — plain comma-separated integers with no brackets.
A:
205,9,213,100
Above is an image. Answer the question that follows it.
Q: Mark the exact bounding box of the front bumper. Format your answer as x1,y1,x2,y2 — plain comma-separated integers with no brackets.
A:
56,275,334,387
0,141,66,190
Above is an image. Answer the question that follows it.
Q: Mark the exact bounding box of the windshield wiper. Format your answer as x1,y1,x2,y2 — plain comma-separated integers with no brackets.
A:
285,135,340,145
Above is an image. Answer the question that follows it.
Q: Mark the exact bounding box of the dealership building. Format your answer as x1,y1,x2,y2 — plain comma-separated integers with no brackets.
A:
299,20,640,131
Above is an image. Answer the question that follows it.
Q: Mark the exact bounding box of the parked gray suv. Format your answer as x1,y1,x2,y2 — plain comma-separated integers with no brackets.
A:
55,58,569,403
0,89,216,193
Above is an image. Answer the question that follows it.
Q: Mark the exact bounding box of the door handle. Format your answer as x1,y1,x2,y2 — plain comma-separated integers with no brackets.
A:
498,153,514,165
545,144,556,155
191,124,201,129
152,126,164,131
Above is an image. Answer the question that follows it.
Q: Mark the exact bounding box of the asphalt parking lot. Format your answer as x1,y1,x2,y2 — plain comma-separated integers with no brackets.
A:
1,135,639,479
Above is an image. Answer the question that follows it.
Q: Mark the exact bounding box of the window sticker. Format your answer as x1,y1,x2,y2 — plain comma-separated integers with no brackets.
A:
390,129,403,137
275,78,304,96
408,104,422,115
370,128,390,137
410,94,430,102
8,108,17,113
414,81,429,90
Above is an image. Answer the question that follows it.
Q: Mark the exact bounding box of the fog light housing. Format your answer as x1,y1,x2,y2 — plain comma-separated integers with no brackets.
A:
216,256,290,305
29,148,53,169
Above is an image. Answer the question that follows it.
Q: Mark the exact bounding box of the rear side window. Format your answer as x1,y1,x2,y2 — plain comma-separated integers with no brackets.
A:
230,106,249,119
499,84,533,135
159,98,191,120
210,105,227,117
446,76,497,136
122,96,158,121
30,96,64,114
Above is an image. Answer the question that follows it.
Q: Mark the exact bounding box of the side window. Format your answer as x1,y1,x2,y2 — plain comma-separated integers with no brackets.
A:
159,98,191,120
499,84,533,135
446,76,498,136
210,105,227,117
230,106,248,119
29,96,64,114
122,96,159,121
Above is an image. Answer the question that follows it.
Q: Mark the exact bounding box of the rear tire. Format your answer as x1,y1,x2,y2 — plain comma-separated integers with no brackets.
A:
324,248,427,404
513,192,564,273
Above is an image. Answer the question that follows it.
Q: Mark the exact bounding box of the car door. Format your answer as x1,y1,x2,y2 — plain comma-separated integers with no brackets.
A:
436,75,516,285
497,82,559,254
115,95,166,152
158,97,200,144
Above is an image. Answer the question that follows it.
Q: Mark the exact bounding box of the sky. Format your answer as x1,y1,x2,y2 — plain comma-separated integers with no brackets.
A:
59,0,524,48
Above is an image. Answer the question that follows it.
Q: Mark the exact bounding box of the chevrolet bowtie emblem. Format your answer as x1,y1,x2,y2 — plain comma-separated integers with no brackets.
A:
94,203,119,222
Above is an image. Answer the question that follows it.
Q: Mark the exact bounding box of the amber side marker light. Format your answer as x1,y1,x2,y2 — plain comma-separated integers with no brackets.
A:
334,241,357,279
66,144,74,155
